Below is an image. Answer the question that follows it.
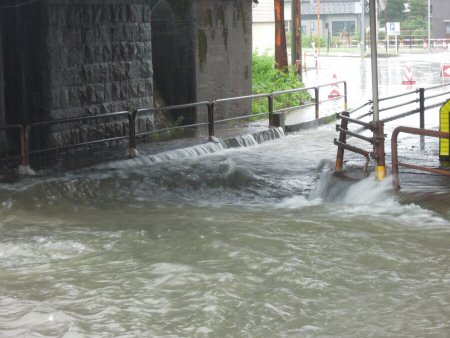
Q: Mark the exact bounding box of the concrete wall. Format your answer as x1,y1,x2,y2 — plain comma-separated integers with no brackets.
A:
193,0,253,121
152,0,253,123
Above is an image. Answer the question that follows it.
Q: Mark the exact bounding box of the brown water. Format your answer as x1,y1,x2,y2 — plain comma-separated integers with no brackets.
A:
1,123,449,337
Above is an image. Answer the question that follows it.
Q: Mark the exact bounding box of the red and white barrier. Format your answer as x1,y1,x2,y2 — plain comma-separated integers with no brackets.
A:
328,74,341,99
402,65,416,85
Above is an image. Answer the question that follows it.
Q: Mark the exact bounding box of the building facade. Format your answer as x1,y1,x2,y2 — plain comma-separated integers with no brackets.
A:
431,0,450,39
253,0,369,55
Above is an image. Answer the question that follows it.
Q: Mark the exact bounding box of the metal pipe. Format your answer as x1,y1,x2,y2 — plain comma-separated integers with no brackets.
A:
369,0,379,122
314,87,320,119
335,111,349,171
129,111,137,158
339,114,375,129
336,126,375,144
374,120,386,180
391,126,450,189
208,101,215,140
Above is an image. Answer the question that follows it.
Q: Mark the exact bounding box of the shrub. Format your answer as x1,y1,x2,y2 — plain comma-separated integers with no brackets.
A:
252,53,310,114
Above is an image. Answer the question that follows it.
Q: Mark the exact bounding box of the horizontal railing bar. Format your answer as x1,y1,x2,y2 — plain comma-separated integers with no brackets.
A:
29,111,130,128
424,101,447,111
347,101,372,115
336,127,375,144
272,86,315,96
29,136,130,154
215,94,269,104
382,108,421,124
136,102,210,115
0,124,23,131
379,98,419,113
339,114,374,129
316,80,347,89
425,91,450,101
136,122,210,137
424,83,450,91
353,110,373,120
215,112,269,124
397,162,450,176
334,139,372,158
378,89,417,102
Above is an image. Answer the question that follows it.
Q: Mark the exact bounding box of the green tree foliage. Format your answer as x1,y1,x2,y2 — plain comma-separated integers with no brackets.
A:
403,0,428,30
252,53,309,114
384,0,405,23
383,0,428,31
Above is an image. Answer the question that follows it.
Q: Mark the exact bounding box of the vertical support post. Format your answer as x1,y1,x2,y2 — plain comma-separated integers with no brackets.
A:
314,87,319,119
336,111,349,171
274,0,288,70
374,120,386,180
391,128,400,189
129,110,137,159
296,0,302,75
419,88,425,129
360,0,366,58
343,81,348,110
268,95,274,127
21,125,30,167
208,101,215,141
291,0,297,69
317,0,321,55
419,87,425,149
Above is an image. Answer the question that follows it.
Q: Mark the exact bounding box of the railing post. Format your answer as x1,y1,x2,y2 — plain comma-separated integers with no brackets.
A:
374,120,386,180
419,87,425,150
20,125,29,167
419,88,425,128
314,87,320,119
208,101,215,140
391,128,400,190
343,81,348,110
129,110,137,159
268,95,274,127
335,111,349,171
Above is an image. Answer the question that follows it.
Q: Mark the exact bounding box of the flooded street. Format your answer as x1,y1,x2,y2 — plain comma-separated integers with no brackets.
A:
1,54,450,337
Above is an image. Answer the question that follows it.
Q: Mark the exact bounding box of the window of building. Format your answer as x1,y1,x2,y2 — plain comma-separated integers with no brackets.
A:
332,21,356,36
446,23,450,36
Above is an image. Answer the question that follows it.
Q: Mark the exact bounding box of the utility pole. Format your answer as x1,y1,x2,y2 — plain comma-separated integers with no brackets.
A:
428,0,431,52
369,0,386,180
274,0,288,70
291,0,302,75
317,0,321,55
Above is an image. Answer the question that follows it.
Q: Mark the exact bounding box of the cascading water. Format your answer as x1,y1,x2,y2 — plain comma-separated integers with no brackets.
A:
0,125,449,337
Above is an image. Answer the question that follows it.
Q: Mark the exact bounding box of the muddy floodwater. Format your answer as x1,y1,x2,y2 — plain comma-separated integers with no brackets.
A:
1,54,450,337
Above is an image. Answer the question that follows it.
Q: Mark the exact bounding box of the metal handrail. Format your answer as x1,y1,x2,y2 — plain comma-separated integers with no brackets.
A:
391,126,450,189
1,80,348,171
334,83,450,174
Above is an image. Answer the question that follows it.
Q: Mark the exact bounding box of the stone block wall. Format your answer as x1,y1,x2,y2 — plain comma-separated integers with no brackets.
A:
44,0,154,146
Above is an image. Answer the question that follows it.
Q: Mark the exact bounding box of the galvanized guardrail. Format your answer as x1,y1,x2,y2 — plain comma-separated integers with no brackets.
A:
335,83,450,181
0,80,347,172
391,126,450,189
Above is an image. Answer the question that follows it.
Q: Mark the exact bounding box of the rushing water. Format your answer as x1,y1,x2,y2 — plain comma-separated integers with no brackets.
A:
1,124,449,337
1,54,450,337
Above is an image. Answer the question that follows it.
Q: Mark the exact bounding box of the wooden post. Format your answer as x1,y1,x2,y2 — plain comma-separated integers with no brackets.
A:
274,0,288,70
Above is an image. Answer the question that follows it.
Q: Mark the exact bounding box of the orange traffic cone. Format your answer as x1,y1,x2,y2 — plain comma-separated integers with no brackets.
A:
328,74,341,99
402,65,416,85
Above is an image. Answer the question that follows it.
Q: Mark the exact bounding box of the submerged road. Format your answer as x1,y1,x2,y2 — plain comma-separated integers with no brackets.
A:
0,53,449,337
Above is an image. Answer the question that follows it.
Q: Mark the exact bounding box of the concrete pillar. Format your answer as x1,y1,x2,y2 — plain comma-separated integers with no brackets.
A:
0,29,5,153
